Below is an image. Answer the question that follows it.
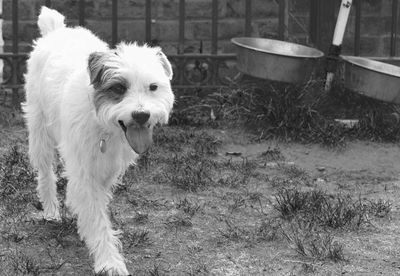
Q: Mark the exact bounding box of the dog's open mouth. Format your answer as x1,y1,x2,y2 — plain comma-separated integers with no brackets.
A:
118,120,153,154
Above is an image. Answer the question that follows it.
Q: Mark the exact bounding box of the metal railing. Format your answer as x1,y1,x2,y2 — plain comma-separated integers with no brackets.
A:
309,0,399,58
1,0,399,108
2,0,282,107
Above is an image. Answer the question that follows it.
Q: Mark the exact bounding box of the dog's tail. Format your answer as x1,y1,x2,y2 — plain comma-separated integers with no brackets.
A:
37,6,65,36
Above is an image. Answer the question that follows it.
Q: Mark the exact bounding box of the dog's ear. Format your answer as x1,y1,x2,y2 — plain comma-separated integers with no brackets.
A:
88,52,108,88
156,50,173,80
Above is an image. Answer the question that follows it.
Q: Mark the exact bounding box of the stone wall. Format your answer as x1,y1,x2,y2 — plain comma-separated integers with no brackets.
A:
2,0,399,57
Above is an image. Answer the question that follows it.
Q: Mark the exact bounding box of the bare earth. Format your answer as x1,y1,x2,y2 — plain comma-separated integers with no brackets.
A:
1,124,400,276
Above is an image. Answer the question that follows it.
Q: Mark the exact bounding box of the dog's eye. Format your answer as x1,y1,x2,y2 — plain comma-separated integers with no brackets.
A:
110,84,127,95
149,84,158,91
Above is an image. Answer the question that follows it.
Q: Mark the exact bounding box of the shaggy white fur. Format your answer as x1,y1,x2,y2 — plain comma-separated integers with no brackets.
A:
23,6,174,275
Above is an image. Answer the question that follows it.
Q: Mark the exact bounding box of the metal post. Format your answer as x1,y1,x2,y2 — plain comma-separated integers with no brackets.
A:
244,0,252,36
178,0,185,54
309,0,321,47
211,0,218,54
278,0,286,40
78,0,85,27
145,0,152,43
0,0,3,84
12,0,19,108
354,0,361,56
391,0,399,56
111,0,118,47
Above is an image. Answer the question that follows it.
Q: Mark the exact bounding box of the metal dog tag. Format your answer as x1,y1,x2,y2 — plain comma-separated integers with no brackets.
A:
99,139,106,153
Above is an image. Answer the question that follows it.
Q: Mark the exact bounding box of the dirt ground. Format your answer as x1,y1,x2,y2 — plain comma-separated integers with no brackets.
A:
1,123,400,276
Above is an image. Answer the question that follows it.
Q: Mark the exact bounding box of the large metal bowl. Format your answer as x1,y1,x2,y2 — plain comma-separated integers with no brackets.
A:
342,56,400,103
231,37,324,83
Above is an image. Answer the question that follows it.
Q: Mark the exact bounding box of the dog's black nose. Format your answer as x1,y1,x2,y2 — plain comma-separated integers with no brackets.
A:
132,111,150,125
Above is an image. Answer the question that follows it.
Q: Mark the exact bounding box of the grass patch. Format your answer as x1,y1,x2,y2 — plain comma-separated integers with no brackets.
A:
154,127,221,155
6,250,41,276
283,228,345,263
259,146,285,162
123,229,151,248
164,213,193,229
172,80,400,146
175,197,202,217
147,263,165,276
185,262,209,276
274,188,368,229
0,145,36,216
192,131,221,155
218,218,252,242
227,193,246,212
218,217,281,244
255,218,282,242
278,163,310,183
155,152,214,192
43,217,80,249
0,106,25,127
216,158,258,188
367,199,392,218
274,189,391,230
133,211,149,224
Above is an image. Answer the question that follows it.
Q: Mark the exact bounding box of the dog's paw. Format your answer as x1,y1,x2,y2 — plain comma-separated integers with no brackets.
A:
42,208,61,222
31,209,61,223
95,260,129,276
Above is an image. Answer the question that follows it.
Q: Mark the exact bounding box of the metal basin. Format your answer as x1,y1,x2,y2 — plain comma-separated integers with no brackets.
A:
231,37,324,83
342,56,400,104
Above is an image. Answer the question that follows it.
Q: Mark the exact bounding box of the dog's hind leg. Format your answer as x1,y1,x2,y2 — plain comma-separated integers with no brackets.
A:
25,106,60,221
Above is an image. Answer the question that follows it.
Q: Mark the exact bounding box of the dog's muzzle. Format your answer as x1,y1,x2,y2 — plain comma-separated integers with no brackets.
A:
118,111,153,154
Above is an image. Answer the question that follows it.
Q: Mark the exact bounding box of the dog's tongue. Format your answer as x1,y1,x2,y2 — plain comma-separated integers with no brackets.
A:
124,125,153,154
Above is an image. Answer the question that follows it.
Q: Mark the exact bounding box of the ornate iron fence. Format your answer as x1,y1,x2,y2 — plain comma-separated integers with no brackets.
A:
3,0,278,108
1,0,400,108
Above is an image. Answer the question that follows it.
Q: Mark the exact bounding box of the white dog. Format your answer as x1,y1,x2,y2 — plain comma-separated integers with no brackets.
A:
23,7,174,275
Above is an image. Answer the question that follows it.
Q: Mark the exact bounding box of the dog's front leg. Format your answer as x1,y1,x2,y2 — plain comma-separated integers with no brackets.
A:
66,175,128,276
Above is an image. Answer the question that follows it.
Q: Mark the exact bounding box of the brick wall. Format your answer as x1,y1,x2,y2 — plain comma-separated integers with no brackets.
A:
2,0,399,57
342,0,400,56
289,0,400,57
